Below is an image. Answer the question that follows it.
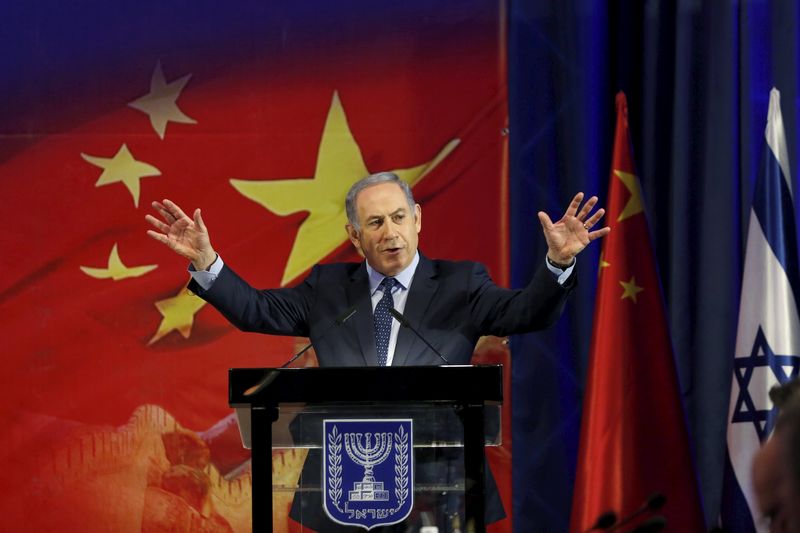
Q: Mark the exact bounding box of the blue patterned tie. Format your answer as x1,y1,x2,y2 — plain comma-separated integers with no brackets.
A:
374,277,398,366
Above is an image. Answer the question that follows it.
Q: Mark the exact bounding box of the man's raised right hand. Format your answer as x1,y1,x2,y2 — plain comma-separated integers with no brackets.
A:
146,199,217,271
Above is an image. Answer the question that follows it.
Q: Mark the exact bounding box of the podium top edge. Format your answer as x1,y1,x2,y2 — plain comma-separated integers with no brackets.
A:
229,364,503,405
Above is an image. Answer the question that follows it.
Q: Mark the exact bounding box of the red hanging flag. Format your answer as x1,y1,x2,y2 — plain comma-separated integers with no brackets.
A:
569,92,705,533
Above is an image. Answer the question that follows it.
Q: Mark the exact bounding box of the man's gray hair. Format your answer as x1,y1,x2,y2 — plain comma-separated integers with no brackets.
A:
345,172,416,229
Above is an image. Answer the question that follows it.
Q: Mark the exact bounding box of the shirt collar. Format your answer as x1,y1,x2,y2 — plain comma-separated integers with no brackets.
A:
366,251,419,295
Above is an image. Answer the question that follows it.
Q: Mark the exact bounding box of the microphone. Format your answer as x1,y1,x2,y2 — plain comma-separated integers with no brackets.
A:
388,307,450,365
607,493,666,532
582,511,618,532
626,516,666,533
244,306,357,396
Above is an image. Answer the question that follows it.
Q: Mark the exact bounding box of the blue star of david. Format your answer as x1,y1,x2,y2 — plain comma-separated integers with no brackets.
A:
731,326,800,441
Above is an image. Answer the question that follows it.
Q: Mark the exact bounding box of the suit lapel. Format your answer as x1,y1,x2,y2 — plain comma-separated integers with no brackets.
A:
392,254,439,366
346,263,378,366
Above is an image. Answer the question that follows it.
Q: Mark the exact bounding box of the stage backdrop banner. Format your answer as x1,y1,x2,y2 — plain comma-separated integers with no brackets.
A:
0,2,510,531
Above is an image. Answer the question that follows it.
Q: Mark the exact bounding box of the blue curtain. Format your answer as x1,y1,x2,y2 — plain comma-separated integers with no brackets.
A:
508,1,800,530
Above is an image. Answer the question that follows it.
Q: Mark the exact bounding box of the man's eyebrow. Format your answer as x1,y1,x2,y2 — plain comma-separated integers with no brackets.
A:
366,208,406,222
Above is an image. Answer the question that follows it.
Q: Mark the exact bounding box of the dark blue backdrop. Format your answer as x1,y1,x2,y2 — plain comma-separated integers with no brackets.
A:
509,1,800,530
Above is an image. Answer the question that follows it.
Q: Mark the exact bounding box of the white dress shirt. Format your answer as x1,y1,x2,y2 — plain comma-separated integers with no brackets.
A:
365,251,420,366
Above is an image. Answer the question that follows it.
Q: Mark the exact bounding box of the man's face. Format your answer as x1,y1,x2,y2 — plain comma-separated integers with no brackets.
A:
753,433,800,532
346,182,421,276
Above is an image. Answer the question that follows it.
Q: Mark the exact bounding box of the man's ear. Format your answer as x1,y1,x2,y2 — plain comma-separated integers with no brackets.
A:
345,224,363,254
414,204,422,232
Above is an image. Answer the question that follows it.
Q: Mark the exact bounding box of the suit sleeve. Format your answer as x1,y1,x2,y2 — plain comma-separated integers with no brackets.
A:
187,263,318,337
468,260,575,336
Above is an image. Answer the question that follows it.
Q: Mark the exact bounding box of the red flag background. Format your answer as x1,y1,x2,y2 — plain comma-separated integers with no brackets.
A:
569,93,706,532
0,2,511,531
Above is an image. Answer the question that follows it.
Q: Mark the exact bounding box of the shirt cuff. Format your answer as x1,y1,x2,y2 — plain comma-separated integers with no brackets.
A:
188,254,223,290
545,257,575,286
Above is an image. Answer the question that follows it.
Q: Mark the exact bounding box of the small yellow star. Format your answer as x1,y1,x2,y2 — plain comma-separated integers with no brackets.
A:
231,91,459,285
81,144,160,207
614,170,644,222
620,276,644,303
128,61,197,139
148,285,207,345
598,252,611,275
80,243,158,280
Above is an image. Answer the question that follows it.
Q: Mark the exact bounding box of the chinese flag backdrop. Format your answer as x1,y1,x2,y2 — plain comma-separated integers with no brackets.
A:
0,2,511,531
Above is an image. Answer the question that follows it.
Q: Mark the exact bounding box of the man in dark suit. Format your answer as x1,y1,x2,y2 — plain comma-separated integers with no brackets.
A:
146,172,609,530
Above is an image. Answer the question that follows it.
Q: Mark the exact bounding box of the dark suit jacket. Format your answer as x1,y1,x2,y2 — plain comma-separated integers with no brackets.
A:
189,252,575,530
188,253,574,365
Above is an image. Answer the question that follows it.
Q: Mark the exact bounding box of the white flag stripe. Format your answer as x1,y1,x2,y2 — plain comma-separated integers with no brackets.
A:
766,88,792,192
735,213,800,358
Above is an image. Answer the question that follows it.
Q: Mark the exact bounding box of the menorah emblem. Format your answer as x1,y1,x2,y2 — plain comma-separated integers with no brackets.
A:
344,431,393,501
323,419,413,529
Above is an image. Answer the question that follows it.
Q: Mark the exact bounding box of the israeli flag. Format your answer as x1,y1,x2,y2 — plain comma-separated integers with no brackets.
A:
724,88,800,531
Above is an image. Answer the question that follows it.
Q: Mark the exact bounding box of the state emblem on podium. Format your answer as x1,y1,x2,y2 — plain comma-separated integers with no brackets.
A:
323,419,414,529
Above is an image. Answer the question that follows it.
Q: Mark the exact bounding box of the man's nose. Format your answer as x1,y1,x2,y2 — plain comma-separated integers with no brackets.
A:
382,221,399,240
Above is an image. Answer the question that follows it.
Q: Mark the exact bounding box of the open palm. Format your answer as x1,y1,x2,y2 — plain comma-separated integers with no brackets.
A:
146,199,217,270
538,192,610,265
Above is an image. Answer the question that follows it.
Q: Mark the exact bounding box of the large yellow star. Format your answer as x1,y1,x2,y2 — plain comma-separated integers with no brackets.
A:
231,91,460,285
80,243,158,280
148,285,207,345
128,61,197,139
614,170,644,222
81,144,160,207
620,276,644,303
